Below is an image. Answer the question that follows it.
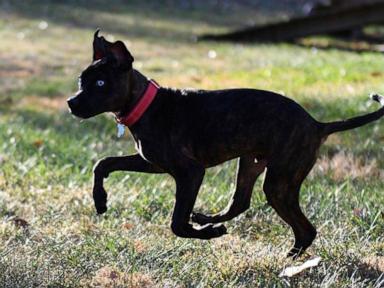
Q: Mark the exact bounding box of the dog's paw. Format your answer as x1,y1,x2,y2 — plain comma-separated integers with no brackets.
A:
95,204,107,215
93,186,108,215
212,224,227,237
200,224,227,239
191,212,213,225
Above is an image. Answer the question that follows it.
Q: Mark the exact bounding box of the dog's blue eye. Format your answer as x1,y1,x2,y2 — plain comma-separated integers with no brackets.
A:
96,80,105,87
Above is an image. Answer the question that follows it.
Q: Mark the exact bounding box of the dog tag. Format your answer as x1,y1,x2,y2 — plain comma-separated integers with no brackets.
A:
117,123,125,138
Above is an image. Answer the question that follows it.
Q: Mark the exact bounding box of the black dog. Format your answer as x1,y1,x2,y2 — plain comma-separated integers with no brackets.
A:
68,30,384,258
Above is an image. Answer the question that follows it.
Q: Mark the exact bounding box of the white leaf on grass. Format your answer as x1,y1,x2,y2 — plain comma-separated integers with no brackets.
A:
279,256,321,277
38,21,48,30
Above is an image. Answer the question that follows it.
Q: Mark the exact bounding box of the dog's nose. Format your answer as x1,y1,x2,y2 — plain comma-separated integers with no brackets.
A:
67,96,79,110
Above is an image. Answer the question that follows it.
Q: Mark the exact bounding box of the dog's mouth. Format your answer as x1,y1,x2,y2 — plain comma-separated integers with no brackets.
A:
67,104,105,120
68,108,94,119
67,105,85,119
67,106,76,116
67,97,93,119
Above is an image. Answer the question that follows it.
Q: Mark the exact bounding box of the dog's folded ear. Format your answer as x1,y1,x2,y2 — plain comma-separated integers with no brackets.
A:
93,29,134,69
109,41,134,69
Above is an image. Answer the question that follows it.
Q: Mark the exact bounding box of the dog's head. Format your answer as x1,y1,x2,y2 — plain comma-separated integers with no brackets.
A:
67,30,134,119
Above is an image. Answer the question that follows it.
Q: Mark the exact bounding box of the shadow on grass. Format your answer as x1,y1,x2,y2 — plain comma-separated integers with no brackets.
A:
2,0,304,42
292,34,384,54
347,258,384,284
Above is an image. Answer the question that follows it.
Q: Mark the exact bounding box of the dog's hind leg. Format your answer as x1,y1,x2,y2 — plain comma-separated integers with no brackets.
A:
192,156,267,225
263,160,317,259
92,154,165,214
170,161,227,239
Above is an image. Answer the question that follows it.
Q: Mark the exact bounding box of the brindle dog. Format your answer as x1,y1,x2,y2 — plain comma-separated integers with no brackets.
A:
68,30,384,258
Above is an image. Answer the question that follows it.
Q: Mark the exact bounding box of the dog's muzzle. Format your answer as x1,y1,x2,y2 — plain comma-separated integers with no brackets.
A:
67,96,80,113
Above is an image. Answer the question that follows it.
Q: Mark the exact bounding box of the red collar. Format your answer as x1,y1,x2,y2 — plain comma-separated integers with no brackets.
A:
116,80,159,127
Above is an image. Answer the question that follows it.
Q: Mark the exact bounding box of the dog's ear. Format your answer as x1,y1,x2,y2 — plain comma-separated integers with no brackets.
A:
93,29,134,68
93,29,109,61
109,41,134,69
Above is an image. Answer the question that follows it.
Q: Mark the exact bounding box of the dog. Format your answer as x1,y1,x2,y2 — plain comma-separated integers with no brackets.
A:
67,30,384,258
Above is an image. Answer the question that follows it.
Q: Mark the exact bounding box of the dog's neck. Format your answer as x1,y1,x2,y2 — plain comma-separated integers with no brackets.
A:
118,69,149,117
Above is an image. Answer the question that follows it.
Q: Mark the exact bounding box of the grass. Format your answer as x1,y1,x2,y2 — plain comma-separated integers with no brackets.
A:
0,0,383,287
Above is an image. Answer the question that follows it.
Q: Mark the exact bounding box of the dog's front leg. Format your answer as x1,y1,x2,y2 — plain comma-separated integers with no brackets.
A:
93,154,164,214
171,163,227,239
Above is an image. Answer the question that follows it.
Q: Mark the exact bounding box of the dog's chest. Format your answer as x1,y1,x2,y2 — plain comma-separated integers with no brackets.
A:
131,131,164,164
133,137,149,161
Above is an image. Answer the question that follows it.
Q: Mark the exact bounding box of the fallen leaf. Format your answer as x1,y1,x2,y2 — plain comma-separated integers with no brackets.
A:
134,240,146,253
279,256,321,277
353,208,364,218
371,71,382,77
38,20,48,30
33,139,44,148
12,217,29,229
122,222,134,230
208,50,217,59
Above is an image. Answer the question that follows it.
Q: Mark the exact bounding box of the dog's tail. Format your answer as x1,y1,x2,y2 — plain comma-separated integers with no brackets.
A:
321,93,384,136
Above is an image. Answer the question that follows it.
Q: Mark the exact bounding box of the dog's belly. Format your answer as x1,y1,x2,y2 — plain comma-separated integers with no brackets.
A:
195,146,265,168
188,115,319,168
190,126,272,167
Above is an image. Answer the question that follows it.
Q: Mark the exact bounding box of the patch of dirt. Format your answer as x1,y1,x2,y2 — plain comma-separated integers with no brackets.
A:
0,56,40,78
362,256,384,273
11,216,29,229
347,256,384,282
17,95,67,111
88,266,156,288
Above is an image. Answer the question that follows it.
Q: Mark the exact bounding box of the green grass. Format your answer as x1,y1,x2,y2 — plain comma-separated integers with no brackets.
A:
0,1,383,287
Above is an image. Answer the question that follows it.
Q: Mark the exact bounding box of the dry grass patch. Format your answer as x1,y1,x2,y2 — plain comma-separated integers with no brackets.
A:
0,59,38,78
362,256,384,274
18,95,68,112
87,265,156,288
313,151,382,181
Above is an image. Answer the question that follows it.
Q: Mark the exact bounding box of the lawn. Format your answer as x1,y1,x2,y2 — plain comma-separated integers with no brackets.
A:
0,1,383,287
